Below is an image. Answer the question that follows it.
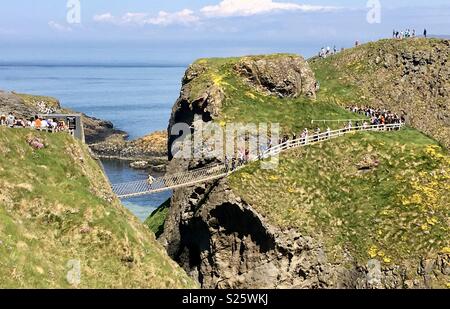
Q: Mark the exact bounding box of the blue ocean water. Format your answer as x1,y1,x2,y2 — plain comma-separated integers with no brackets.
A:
0,48,188,220
0,43,320,220
0,63,186,139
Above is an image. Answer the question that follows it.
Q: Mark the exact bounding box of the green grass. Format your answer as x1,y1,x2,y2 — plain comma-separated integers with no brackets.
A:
0,127,196,288
145,199,170,238
188,56,363,134
14,92,61,109
229,129,449,281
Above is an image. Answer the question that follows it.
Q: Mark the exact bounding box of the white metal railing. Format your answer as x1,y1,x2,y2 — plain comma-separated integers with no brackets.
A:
311,119,368,124
112,123,404,198
261,123,403,158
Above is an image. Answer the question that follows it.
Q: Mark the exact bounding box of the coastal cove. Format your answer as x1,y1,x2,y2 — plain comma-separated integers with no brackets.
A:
0,59,186,220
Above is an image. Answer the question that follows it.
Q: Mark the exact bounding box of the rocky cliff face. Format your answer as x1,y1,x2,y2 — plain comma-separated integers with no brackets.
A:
157,50,449,289
167,54,316,159
235,55,317,99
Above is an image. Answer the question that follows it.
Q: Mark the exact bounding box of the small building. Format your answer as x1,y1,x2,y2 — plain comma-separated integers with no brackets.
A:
39,114,85,143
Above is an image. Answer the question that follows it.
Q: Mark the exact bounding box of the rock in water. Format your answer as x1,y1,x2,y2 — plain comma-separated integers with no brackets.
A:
130,161,150,169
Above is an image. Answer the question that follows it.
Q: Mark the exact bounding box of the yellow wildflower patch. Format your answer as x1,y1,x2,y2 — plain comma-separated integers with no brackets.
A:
246,92,257,100
368,245,378,258
441,247,450,255
410,194,422,204
421,223,429,231
425,145,445,160
426,217,438,226
383,257,392,264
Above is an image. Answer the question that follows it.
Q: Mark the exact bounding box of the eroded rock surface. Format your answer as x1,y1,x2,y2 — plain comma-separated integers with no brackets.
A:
235,55,317,99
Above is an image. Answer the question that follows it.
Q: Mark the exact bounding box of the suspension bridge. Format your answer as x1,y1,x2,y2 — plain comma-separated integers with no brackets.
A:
111,123,404,199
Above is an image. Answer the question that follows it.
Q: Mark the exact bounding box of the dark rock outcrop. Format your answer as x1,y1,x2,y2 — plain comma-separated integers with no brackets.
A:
235,55,317,99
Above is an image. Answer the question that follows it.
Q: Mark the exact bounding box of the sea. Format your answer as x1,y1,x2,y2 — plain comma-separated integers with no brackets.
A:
0,42,321,221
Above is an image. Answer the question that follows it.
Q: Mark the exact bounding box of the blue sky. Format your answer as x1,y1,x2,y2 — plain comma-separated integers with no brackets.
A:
0,1,449,55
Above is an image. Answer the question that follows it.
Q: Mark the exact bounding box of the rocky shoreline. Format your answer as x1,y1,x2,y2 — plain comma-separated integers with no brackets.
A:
1,90,168,172
89,131,169,172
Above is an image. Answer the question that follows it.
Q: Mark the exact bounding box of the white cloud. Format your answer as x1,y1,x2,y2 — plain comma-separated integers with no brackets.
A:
147,9,199,26
93,13,116,23
48,21,72,32
92,2,338,27
93,10,199,27
122,12,149,25
201,0,336,17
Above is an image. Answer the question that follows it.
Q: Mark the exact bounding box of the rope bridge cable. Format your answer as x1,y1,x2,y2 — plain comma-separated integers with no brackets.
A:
111,123,404,199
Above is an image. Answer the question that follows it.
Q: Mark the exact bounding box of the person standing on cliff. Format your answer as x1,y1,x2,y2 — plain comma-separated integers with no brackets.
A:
424,29,427,38
6,112,15,128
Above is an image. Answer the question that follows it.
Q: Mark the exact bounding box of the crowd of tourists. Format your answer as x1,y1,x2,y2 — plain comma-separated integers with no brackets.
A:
393,28,427,39
318,27,428,60
347,105,405,126
0,112,71,133
318,45,343,59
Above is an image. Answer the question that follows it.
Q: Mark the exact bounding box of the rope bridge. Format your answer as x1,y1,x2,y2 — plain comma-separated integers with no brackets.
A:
112,123,404,199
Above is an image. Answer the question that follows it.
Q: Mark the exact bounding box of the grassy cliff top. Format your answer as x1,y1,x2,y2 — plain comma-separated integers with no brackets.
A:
0,127,196,288
14,92,61,109
186,54,358,134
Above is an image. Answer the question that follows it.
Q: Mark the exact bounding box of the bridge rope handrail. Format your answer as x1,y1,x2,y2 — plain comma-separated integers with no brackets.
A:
111,123,404,198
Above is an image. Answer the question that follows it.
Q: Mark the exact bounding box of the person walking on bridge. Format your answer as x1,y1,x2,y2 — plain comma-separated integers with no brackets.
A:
147,175,155,185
